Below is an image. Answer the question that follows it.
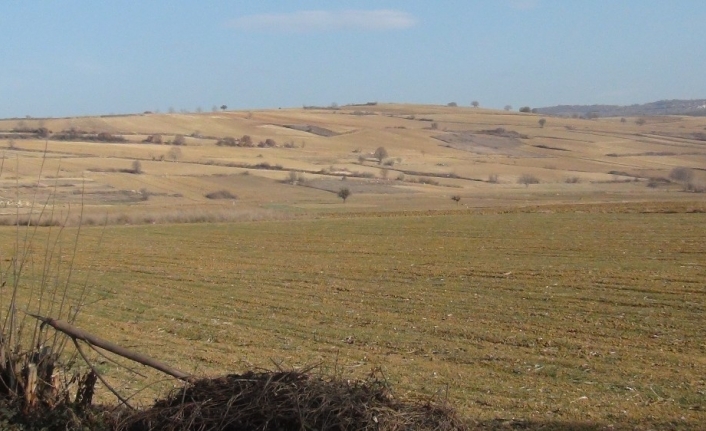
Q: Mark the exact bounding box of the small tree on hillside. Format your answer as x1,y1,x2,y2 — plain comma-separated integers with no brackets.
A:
538,118,546,128
504,105,512,111
472,101,480,108
172,134,186,146
220,105,228,111
240,135,253,147
131,160,143,174
669,166,694,185
451,195,461,205
519,106,531,113
167,146,182,162
374,146,389,164
338,187,351,203
635,118,646,126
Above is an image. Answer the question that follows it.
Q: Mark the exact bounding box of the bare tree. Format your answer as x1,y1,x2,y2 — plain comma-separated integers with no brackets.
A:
131,160,143,174
504,105,512,111
472,101,479,108
451,195,461,205
172,134,186,146
338,187,351,203
669,166,694,184
374,147,389,164
635,118,646,126
538,118,546,128
166,146,182,162
240,135,253,147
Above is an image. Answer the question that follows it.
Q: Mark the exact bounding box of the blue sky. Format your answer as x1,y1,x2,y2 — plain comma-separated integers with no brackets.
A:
1,1,705,118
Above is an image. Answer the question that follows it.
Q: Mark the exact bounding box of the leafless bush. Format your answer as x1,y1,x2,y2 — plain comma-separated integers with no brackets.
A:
216,137,238,146
685,181,706,193
517,173,540,187
166,146,182,161
488,174,499,184
258,138,277,148
284,171,307,185
143,134,162,144
172,134,186,146
647,177,670,188
565,176,581,184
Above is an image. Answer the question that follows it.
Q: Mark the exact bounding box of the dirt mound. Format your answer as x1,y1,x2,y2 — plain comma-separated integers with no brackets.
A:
118,370,467,431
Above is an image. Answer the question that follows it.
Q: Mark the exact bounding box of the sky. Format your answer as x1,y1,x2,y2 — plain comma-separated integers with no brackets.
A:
1,1,705,118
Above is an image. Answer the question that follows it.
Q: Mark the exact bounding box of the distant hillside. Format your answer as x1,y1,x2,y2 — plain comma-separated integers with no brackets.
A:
535,99,706,118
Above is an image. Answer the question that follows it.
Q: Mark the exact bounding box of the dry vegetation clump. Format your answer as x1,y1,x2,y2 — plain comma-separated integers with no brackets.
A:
116,369,467,431
517,173,540,187
204,190,237,200
477,128,528,139
52,129,127,143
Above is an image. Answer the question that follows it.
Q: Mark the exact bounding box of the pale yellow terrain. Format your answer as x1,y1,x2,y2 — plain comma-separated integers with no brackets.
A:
1,104,705,223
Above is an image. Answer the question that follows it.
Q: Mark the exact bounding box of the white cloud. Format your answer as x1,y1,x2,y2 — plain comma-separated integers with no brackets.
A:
509,0,540,11
228,9,417,33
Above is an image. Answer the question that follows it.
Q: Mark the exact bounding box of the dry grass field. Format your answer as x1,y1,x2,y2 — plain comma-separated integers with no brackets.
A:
1,105,705,429
1,104,705,223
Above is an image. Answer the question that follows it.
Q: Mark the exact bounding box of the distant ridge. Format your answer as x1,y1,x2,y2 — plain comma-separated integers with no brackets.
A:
535,99,706,118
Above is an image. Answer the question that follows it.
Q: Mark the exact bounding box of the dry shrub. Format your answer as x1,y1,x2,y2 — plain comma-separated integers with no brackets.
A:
117,369,467,431
685,181,706,193
205,190,237,200
517,173,540,186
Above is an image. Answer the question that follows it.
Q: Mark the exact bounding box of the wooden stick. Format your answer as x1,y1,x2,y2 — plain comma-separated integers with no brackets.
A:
27,313,193,382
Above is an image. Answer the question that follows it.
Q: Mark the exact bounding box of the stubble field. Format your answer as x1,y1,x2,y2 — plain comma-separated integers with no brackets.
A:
2,204,704,429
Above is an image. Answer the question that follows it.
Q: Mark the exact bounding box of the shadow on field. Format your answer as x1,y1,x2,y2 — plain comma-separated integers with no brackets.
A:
468,418,699,430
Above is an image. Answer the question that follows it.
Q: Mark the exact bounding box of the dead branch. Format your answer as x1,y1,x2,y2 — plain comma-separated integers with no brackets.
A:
27,313,193,382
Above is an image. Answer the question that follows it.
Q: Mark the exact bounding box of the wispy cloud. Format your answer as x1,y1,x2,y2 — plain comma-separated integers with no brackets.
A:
509,0,540,11
227,9,417,33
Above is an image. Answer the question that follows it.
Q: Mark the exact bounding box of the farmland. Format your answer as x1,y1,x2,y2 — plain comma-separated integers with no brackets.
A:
1,105,705,428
